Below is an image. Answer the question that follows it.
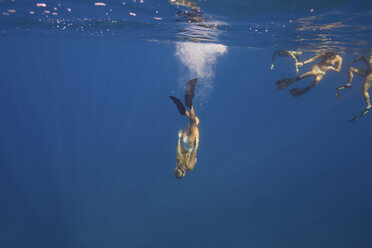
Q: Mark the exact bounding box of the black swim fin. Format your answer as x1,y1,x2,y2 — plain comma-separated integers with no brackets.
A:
349,108,370,122
185,78,197,108
170,96,186,115
276,77,297,90
289,88,307,97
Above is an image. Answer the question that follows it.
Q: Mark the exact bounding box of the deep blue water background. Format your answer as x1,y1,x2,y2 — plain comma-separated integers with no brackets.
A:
1,3,372,246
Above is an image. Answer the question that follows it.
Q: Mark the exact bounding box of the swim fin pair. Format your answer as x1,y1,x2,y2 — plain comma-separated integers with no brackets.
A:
170,78,197,115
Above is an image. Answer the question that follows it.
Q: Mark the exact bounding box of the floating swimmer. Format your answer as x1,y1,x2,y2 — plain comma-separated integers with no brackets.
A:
170,78,199,179
271,50,303,74
276,52,342,97
169,0,200,10
175,9,218,30
336,49,372,122
176,9,205,23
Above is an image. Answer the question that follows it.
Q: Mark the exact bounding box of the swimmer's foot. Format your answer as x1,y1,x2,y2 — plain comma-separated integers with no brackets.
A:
276,78,297,90
336,83,352,99
349,106,371,122
178,130,183,138
170,96,186,115
289,88,307,97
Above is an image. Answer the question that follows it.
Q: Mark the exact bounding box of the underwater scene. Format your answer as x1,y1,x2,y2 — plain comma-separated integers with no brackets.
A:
0,0,372,247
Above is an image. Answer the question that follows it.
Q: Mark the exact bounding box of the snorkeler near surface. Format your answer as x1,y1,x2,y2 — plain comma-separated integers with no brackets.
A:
176,9,205,23
271,50,303,74
171,0,204,23
276,52,342,97
169,0,200,10
170,78,199,179
336,49,372,122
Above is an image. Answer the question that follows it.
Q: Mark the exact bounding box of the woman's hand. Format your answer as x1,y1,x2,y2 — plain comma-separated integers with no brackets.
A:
178,130,183,138
296,62,304,67
323,66,337,71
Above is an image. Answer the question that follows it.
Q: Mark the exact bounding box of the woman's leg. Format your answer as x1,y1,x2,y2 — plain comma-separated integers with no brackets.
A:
347,67,366,87
289,52,300,74
276,70,315,90
362,74,372,109
298,70,316,80
185,106,197,123
289,74,324,97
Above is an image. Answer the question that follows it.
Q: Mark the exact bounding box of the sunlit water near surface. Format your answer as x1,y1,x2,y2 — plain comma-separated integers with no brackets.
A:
1,0,372,51
0,1,372,248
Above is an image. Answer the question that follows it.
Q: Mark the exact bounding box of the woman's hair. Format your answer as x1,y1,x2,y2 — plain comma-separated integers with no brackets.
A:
174,167,185,179
325,52,337,58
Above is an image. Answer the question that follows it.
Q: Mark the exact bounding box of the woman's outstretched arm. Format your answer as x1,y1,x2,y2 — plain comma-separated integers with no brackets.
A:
187,136,199,171
176,130,183,162
298,54,323,67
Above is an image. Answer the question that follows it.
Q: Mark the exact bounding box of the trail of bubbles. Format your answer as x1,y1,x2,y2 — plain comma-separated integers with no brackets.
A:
175,42,227,103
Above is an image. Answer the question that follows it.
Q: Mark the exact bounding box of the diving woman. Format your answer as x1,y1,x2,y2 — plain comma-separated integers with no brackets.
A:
170,78,199,179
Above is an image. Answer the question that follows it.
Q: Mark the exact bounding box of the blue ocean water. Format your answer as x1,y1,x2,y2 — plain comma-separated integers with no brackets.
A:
0,1,372,247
